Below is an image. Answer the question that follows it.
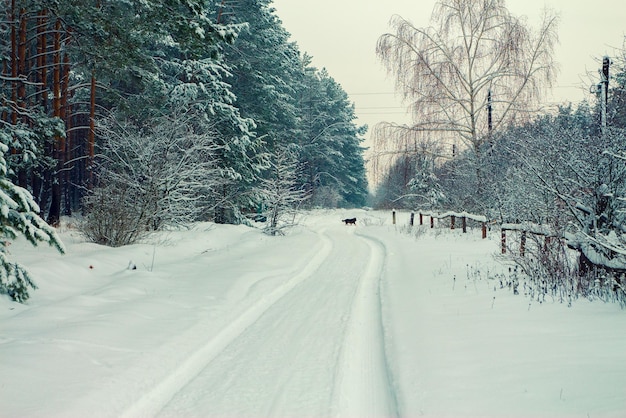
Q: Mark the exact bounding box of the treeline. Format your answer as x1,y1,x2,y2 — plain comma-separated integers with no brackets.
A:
0,0,368,229
375,50,626,225
374,40,626,305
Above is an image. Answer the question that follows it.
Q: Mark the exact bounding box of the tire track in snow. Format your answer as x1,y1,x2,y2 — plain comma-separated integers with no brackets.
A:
157,224,374,417
332,231,399,417
118,230,334,418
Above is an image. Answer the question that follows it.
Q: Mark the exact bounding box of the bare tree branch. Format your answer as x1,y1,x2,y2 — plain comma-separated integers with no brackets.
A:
372,0,559,190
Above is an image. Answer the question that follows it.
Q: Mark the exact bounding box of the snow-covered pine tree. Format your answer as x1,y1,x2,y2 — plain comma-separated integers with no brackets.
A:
218,0,302,150
298,64,368,207
67,0,262,227
133,0,266,225
211,0,303,222
0,11,65,301
0,140,64,302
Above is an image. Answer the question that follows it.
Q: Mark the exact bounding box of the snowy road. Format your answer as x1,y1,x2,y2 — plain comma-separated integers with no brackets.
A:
4,210,626,417
148,224,397,417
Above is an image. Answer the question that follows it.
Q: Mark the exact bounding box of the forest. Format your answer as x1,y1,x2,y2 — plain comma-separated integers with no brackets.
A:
0,0,369,300
0,0,370,225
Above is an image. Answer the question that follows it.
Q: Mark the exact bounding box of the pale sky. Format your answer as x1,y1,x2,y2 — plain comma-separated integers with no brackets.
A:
271,0,626,143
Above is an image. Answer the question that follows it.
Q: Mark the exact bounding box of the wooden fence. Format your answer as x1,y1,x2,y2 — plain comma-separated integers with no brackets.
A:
393,210,489,239
500,222,555,256
394,210,566,253
391,210,626,274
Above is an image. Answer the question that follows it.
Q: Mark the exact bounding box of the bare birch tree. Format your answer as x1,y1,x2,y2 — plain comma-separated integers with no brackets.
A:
375,0,559,184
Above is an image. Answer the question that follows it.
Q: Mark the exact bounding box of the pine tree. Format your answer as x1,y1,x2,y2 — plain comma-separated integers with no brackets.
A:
56,0,260,226
298,65,368,207
219,0,302,149
209,0,304,222
0,140,64,302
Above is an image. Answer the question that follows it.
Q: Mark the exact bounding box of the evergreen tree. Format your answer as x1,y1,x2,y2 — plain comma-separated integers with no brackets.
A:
147,1,260,225
0,138,64,302
298,65,368,207
58,0,261,226
218,0,302,150
209,0,304,222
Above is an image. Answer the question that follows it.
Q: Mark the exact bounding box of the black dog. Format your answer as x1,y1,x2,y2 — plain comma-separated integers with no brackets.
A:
342,217,357,225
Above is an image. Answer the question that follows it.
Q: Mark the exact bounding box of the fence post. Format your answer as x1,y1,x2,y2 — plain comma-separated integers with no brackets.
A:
410,212,414,226
482,222,487,239
430,216,434,229
451,215,455,230
419,213,423,225
392,210,396,225
462,217,467,233
520,231,527,257
501,229,506,254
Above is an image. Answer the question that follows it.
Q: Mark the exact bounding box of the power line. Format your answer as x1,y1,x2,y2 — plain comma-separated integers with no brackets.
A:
358,112,410,115
356,106,406,109
349,84,588,96
348,92,397,96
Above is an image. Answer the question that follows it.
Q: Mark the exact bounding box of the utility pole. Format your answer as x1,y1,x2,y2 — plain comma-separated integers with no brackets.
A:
486,89,493,154
487,89,493,135
600,56,610,133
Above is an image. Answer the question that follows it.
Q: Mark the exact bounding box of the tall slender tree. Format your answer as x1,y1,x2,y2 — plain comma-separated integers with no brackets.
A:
218,0,302,150
298,64,368,207
205,0,304,222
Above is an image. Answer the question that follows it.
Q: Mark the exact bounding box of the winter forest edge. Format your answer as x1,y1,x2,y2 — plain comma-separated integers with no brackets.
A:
1,0,626,308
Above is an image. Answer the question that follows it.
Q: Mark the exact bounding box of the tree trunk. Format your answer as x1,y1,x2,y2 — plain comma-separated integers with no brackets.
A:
62,50,71,215
16,7,28,188
47,19,62,226
32,9,48,209
87,71,96,189
38,9,48,109
10,0,17,126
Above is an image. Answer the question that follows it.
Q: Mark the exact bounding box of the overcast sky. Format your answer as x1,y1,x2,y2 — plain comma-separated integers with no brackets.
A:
271,0,626,142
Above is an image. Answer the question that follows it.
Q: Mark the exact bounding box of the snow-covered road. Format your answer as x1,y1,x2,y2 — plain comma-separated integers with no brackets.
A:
151,224,397,417
3,210,626,417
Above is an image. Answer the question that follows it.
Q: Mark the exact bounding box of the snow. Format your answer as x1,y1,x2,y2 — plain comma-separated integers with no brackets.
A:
1,210,625,417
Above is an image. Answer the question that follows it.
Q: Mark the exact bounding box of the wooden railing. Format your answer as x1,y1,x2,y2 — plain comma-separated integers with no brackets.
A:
392,210,489,239
390,210,626,273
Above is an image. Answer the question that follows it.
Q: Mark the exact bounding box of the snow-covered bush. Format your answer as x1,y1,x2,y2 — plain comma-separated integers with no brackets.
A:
491,115,626,305
259,147,309,236
80,111,227,246
502,233,580,306
80,182,151,247
0,142,64,302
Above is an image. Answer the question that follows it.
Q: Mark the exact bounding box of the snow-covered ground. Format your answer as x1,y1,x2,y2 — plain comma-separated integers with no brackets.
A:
1,210,625,417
